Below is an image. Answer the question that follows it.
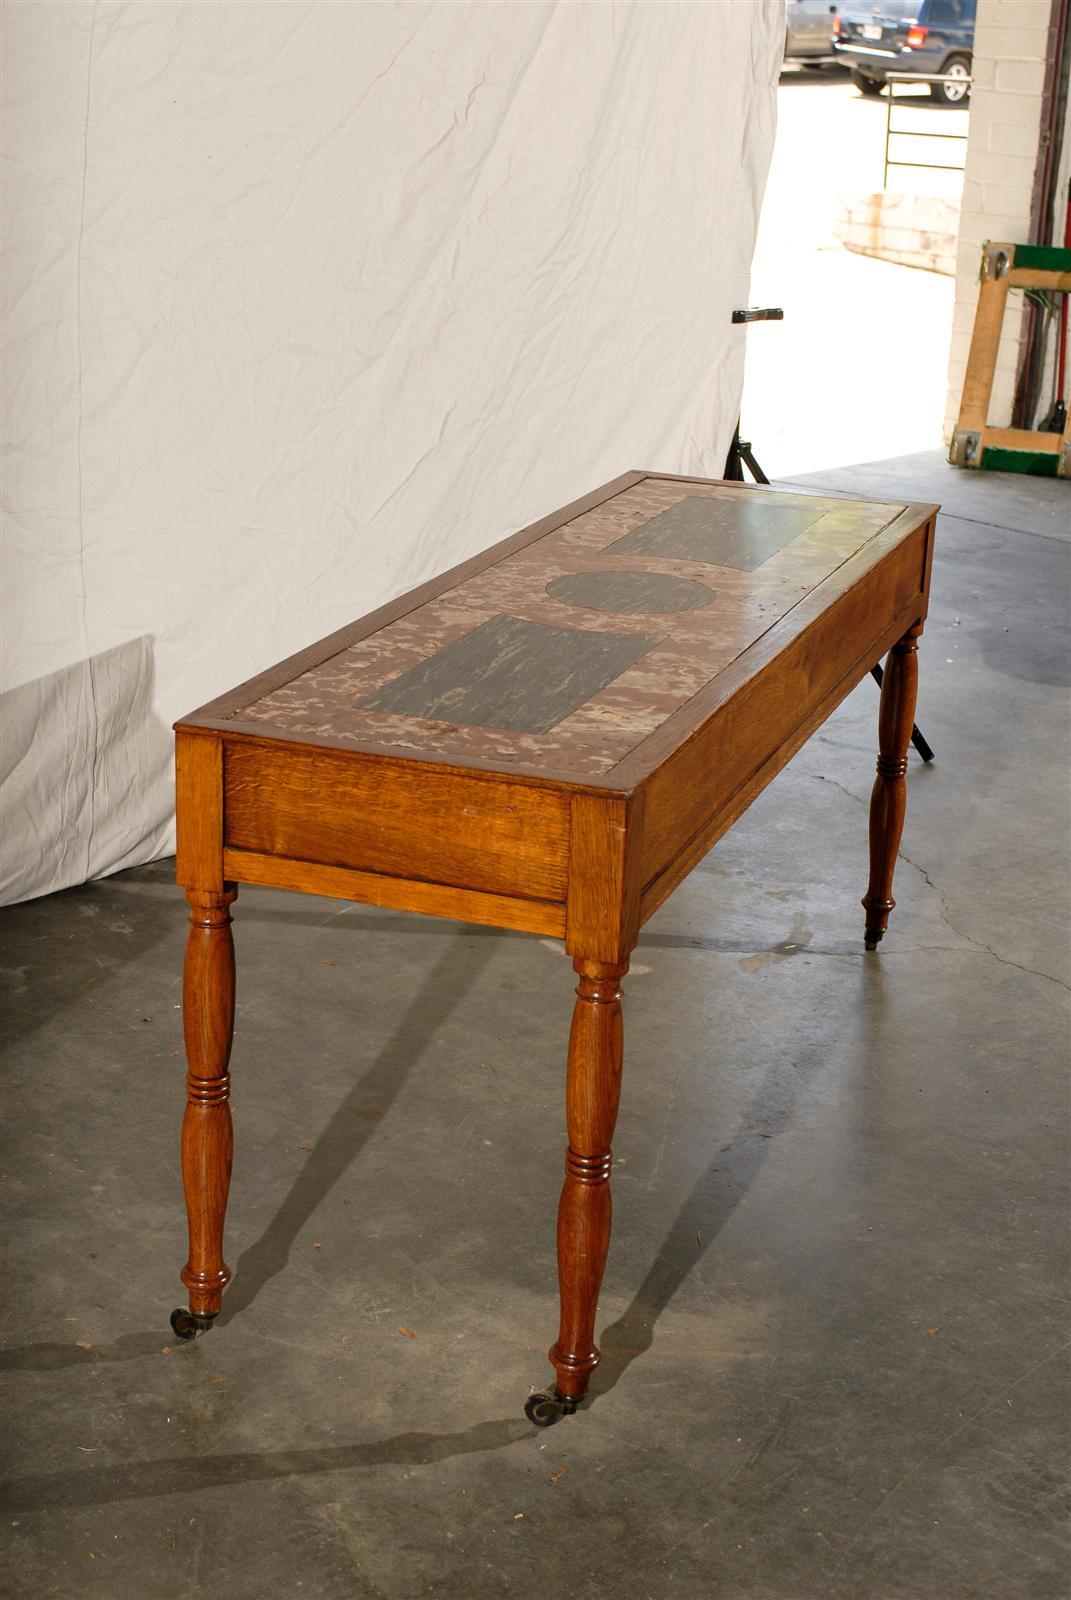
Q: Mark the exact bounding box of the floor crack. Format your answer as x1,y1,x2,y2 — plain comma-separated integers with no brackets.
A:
815,773,868,807
815,776,1071,995
897,844,1071,995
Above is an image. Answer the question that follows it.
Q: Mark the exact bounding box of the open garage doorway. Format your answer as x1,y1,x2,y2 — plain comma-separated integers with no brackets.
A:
740,55,967,476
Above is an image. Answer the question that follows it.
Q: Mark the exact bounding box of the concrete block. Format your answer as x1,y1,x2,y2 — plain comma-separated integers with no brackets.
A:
835,192,960,277
948,328,974,365
990,0,1052,25
995,58,1047,95
953,242,983,276
986,119,1045,158
974,150,1040,188
980,185,1034,225
976,91,1044,130
979,25,1050,60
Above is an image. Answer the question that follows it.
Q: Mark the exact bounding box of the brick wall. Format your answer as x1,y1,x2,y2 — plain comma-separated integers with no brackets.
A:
944,0,1055,438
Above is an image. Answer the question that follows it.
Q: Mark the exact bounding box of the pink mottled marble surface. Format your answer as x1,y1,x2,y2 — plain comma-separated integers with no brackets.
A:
229,478,903,776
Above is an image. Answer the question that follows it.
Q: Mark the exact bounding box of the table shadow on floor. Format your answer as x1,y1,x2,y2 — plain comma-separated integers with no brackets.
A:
0,930,845,1512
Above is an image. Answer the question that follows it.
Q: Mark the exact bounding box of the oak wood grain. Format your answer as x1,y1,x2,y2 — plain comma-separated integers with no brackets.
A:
1006,266,1071,291
221,848,565,937
958,273,1011,431
175,731,225,892
638,592,927,924
862,622,923,948
549,960,626,1401
565,792,645,966
180,889,237,1317
223,742,571,902
977,426,1064,454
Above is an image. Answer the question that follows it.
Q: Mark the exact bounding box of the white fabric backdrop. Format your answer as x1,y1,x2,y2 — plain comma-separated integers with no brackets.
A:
1,0,782,906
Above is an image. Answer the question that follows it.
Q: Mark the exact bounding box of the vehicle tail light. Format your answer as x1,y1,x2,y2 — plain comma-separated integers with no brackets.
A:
906,24,929,47
832,13,841,36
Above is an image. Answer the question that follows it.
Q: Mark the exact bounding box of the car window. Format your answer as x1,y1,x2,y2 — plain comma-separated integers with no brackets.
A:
925,0,971,20
865,2,919,16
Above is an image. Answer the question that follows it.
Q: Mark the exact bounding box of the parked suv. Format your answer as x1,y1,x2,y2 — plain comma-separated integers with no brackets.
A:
835,0,975,104
785,0,840,62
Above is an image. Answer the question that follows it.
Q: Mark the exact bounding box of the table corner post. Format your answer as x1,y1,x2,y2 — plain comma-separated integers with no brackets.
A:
525,787,646,1428
862,619,924,952
172,728,237,1340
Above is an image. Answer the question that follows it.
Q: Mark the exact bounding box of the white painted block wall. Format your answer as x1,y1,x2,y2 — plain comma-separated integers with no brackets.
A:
944,0,1059,438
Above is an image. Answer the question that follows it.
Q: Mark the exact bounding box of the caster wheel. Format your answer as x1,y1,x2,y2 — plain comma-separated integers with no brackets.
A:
170,1307,216,1341
950,428,980,467
524,1388,579,1428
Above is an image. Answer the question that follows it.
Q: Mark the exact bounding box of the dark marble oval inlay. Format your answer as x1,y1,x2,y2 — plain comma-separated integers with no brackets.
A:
546,570,714,616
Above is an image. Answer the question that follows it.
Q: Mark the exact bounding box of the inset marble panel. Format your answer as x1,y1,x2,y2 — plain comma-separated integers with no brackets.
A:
359,612,662,735
232,477,905,774
606,495,824,571
545,570,714,615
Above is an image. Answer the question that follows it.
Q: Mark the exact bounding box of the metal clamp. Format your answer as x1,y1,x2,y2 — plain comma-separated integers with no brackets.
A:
950,428,981,467
731,307,784,324
982,244,1011,281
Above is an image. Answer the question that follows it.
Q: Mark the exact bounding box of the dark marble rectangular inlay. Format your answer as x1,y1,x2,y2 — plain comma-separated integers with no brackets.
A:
359,613,662,735
607,495,824,571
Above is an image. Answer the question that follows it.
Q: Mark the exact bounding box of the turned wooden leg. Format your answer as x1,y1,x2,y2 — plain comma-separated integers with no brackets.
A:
527,958,625,1424
862,622,922,950
173,886,237,1335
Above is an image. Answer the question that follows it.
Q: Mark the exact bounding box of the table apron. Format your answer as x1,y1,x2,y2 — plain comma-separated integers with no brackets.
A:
219,847,566,937
637,583,927,917
221,742,572,903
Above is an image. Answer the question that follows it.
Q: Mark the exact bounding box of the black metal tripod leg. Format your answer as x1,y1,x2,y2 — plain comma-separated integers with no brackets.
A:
723,420,770,486
870,664,935,762
736,442,769,485
723,421,745,481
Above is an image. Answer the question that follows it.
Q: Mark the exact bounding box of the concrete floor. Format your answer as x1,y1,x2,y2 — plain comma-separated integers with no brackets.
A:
2,453,1068,1599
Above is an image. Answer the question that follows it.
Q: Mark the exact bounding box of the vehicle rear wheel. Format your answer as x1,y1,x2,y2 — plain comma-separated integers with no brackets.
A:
852,70,884,97
931,56,971,105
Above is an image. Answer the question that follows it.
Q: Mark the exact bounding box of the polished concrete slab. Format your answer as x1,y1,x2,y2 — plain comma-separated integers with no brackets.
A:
2,452,1068,1599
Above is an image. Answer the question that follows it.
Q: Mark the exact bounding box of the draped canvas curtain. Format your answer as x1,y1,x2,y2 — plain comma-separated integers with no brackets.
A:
1,0,783,904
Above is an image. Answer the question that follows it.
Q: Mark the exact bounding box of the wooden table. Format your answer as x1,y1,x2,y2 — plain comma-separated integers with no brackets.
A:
172,470,936,1424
